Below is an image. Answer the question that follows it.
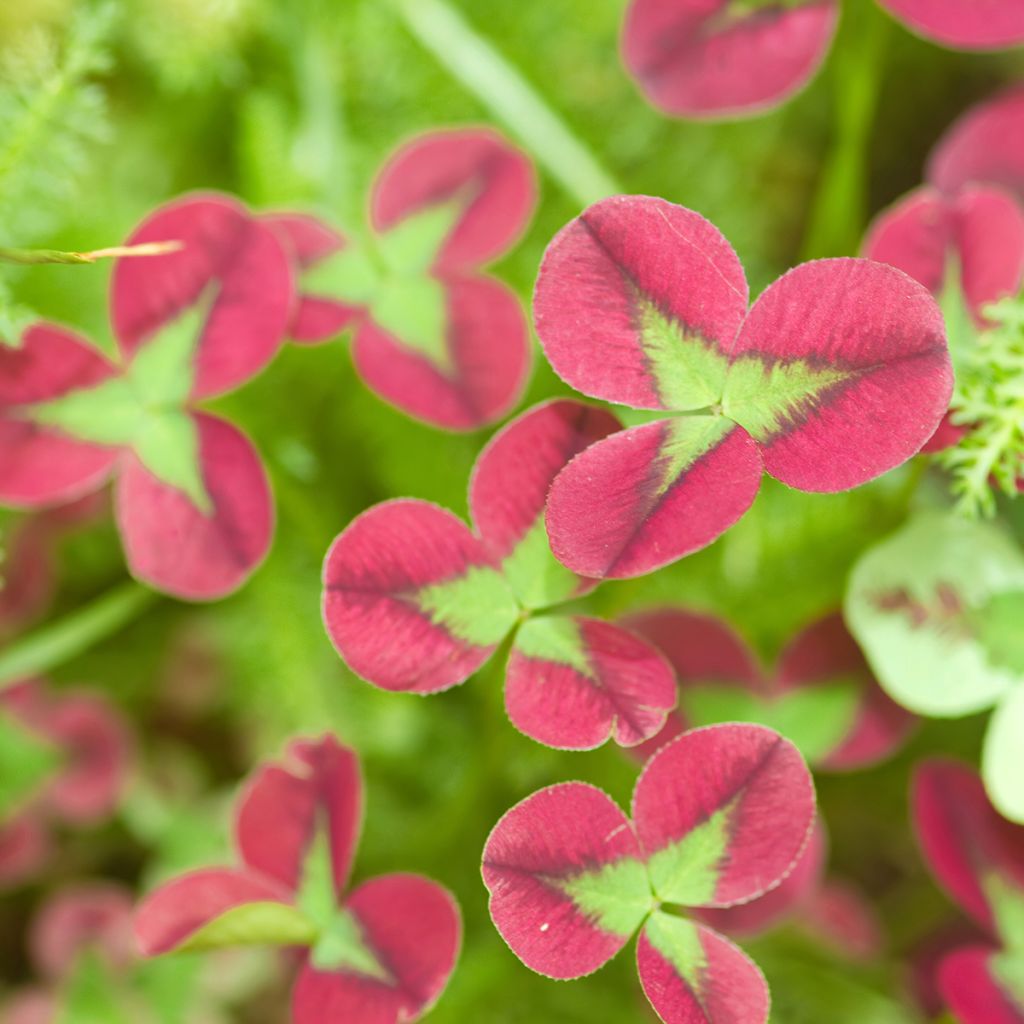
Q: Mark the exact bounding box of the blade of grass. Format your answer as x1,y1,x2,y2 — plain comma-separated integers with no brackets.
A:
801,2,890,260
0,581,156,686
391,0,621,208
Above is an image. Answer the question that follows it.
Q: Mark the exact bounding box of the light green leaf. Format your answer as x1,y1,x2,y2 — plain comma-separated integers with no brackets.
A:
56,952,132,1024
646,800,735,905
642,912,705,988
984,874,1024,955
722,354,852,442
680,680,861,765
983,684,1024,824
991,950,1024,1012
632,291,728,411
128,294,211,407
845,514,1024,716
514,615,591,676
27,376,143,446
132,411,211,514
415,565,519,648
0,709,62,818
296,815,337,930
375,196,467,276
310,908,392,980
970,592,1024,675
553,857,653,937
938,254,977,376
654,415,736,499
500,516,581,610
178,901,318,952
370,275,453,373
303,244,382,307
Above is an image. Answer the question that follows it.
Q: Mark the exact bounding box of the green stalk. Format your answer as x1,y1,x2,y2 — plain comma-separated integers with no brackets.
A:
0,241,182,266
0,582,156,686
391,0,621,208
800,2,890,260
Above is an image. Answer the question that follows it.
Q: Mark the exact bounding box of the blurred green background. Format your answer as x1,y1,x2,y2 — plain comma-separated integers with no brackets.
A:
2,1,1023,1020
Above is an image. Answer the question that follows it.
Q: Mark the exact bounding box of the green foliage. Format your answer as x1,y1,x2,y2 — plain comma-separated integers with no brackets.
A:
942,297,1024,517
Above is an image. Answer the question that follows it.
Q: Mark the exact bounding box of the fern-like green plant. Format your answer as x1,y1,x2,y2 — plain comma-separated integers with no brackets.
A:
0,2,115,341
941,296,1024,517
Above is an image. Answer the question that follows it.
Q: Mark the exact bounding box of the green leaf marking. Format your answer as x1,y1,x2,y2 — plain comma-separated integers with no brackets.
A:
370,275,453,374
514,615,592,676
299,198,469,374
19,298,215,510
646,800,737,906
178,901,318,952
376,195,467,277
552,856,654,937
310,908,393,981
500,516,582,609
415,565,520,648
680,679,861,765
653,415,736,498
634,293,728,411
0,710,61,818
721,354,852,442
643,912,707,990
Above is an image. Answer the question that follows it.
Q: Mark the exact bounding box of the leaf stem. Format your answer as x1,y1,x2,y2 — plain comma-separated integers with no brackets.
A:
0,581,157,686
0,240,183,266
390,0,622,208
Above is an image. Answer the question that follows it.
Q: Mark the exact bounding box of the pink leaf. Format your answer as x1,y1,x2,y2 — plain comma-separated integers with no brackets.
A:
862,185,1024,324
698,819,827,938
322,499,518,694
632,724,815,907
115,412,273,600
482,782,649,979
877,0,1024,49
30,883,135,979
929,86,1024,201
263,213,361,344
798,878,884,961
776,612,916,770
236,736,363,900
370,128,537,272
134,868,294,956
0,520,55,641
912,759,1024,932
637,915,770,1024
2,990,56,1024
353,274,529,431
621,0,838,119
505,615,678,749
939,947,1024,1023
293,874,460,1024
0,814,52,890
730,258,951,492
0,324,122,507
39,692,132,824
469,399,621,606
111,193,294,399
534,196,748,410
544,418,763,578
